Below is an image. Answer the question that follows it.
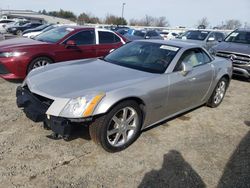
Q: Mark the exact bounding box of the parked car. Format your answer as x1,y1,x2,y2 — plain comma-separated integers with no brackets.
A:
0,33,4,41
124,29,164,41
175,30,225,50
7,22,43,35
22,23,53,35
5,20,30,32
16,40,232,152
116,28,129,36
0,26,126,80
23,24,59,38
160,31,178,40
211,28,250,79
0,19,15,33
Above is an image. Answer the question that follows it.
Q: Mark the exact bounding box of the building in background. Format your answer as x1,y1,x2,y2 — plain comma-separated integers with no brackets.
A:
0,9,75,24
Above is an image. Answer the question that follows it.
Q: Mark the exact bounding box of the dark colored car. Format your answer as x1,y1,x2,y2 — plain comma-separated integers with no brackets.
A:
0,26,126,80
22,24,53,35
175,30,225,50
211,28,250,79
124,29,164,41
116,28,129,35
7,22,43,35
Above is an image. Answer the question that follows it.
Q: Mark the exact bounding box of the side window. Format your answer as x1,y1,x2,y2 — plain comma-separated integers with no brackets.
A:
98,31,121,44
215,32,224,41
174,48,211,71
66,30,95,45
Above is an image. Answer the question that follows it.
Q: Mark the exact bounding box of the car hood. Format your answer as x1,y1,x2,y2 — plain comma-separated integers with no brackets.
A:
26,58,156,99
0,38,46,50
213,41,250,55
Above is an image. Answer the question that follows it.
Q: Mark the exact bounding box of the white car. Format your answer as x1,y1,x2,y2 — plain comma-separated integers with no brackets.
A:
160,31,178,40
0,19,15,33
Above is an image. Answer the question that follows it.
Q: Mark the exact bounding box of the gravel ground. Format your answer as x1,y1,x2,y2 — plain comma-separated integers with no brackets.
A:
0,77,249,188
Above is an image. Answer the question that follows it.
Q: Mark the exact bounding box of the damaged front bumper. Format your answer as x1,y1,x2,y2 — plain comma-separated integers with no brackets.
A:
16,86,92,139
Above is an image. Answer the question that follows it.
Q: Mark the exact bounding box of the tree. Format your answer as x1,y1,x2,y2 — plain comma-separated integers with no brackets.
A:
130,15,170,27
154,17,170,27
197,17,209,29
78,12,100,25
142,15,154,26
224,19,242,30
104,14,127,25
47,9,77,21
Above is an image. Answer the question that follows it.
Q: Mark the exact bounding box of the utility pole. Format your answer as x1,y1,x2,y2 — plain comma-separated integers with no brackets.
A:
121,3,126,19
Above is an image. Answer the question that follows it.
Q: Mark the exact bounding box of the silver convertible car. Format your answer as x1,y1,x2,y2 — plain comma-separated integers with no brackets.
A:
16,40,232,152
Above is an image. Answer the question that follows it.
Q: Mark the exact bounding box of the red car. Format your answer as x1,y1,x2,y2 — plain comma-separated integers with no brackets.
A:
0,26,126,80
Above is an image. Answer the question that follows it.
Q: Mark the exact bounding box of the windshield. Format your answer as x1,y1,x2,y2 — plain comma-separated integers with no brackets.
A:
34,24,49,30
225,31,250,44
104,41,179,74
178,30,210,41
34,27,73,43
42,25,55,32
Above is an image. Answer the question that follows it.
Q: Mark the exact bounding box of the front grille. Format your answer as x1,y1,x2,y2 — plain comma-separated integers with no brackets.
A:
0,64,10,74
24,86,54,106
216,51,250,65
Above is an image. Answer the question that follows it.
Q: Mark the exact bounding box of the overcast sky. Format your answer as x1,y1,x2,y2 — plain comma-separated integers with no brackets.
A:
1,0,249,27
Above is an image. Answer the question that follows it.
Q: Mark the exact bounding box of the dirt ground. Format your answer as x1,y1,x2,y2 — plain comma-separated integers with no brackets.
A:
0,77,249,188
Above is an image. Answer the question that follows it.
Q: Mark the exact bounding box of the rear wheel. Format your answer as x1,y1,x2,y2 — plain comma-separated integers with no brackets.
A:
27,57,53,73
207,77,228,108
89,100,142,152
16,30,22,36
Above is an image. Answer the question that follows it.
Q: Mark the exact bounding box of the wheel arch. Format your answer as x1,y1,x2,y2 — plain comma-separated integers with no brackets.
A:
26,55,55,74
94,96,147,124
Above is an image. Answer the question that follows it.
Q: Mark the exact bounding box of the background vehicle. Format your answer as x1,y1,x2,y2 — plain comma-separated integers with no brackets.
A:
159,31,178,40
116,28,129,36
0,26,126,80
16,40,232,152
175,30,225,50
211,28,250,79
0,19,15,33
23,24,58,38
7,22,43,35
124,29,164,41
22,24,53,35
0,33,4,41
5,20,30,32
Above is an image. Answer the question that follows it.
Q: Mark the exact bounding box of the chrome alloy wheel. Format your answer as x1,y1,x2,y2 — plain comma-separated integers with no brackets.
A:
33,60,50,69
107,107,139,147
214,80,226,104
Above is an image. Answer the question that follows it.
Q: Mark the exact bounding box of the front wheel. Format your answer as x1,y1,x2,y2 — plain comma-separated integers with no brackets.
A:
16,30,23,36
89,100,142,152
207,77,228,108
27,57,53,73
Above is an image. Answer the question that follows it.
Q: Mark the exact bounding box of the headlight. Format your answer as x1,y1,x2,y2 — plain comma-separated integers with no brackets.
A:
0,52,26,58
11,28,17,31
59,93,105,118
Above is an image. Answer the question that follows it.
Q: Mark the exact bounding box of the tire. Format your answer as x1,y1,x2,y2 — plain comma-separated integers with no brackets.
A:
27,57,53,73
89,100,142,152
207,77,228,108
16,30,22,36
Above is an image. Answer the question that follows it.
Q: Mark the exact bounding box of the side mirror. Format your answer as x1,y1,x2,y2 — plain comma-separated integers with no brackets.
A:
181,62,192,76
207,37,215,42
65,40,77,48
